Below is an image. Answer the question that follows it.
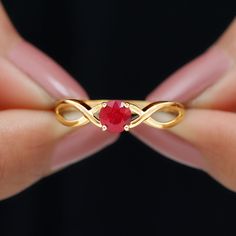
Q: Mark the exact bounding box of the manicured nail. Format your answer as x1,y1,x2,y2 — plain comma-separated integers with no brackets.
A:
148,46,233,103
8,40,88,99
133,125,205,169
0,57,52,109
51,125,118,171
133,46,233,169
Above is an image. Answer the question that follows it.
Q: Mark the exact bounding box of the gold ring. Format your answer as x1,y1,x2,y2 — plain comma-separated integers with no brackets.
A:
55,99,185,133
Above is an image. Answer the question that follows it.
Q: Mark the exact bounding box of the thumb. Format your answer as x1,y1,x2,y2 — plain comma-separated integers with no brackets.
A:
0,110,66,199
0,110,114,200
170,109,236,191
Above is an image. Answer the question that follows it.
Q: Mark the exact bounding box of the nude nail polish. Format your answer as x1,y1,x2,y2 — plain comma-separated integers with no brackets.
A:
8,40,88,99
51,125,118,171
148,46,234,103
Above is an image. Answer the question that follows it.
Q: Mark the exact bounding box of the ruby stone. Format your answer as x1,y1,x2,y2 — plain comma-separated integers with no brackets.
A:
99,100,132,133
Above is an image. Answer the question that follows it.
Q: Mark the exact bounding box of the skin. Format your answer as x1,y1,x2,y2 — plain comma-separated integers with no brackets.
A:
1,3,236,200
133,19,236,191
0,4,118,200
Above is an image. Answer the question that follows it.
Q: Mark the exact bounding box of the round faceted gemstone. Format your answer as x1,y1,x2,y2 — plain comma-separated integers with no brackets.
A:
99,100,132,133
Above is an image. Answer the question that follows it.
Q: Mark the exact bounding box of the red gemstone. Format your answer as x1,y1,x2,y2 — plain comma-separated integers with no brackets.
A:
99,100,132,133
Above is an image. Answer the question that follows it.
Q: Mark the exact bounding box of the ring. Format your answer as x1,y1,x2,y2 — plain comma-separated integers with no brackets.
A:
55,99,185,133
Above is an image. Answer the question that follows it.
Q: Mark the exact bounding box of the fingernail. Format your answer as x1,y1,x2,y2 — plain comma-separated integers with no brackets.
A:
8,40,88,99
133,126,205,169
148,46,233,103
0,57,52,109
51,125,118,172
134,46,233,169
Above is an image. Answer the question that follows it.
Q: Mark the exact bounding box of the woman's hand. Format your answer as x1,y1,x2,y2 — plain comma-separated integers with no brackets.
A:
133,19,236,191
0,3,118,200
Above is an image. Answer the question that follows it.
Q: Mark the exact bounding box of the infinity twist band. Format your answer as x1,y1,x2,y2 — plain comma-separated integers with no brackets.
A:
55,99,185,133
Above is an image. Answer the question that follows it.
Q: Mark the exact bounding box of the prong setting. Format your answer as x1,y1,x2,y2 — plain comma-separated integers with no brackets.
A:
123,102,130,108
124,125,130,131
102,125,107,131
99,100,132,133
102,102,107,108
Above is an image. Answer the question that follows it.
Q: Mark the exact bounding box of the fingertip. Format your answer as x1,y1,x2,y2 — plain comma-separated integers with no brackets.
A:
8,40,89,100
50,125,119,172
131,125,204,169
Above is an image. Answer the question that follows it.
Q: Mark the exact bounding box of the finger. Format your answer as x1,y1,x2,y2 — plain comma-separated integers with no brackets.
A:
189,19,236,111
0,110,66,200
0,3,87,109
170,109,236,191
0,110,116,200
0,57,53,109
147,19,236,111
132,19,236,168
144,19,236,108
0,4,119,200
0,3,52,109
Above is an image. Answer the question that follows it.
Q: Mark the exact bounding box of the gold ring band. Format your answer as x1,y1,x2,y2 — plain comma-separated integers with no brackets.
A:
55,99,185,133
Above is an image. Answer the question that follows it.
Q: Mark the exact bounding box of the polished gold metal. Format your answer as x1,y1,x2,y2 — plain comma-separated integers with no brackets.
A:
55,99,185,131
